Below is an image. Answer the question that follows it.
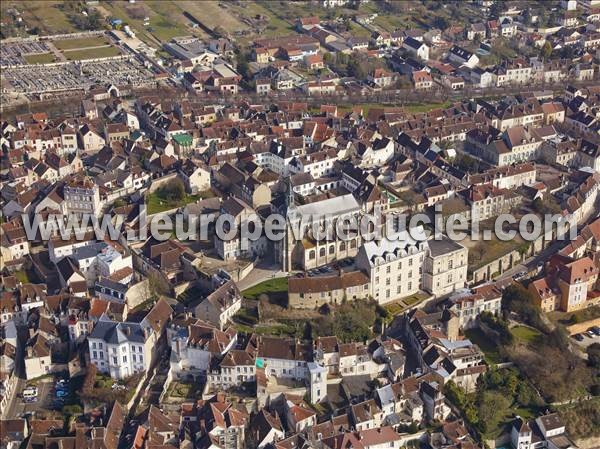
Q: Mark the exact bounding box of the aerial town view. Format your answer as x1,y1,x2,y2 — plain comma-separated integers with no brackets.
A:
2,0,600,448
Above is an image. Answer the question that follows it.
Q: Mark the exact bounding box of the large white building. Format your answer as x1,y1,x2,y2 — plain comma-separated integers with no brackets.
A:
63,176,101,217
423,236,468,297
447,284,502,329
88,315,153,379
356,227,429,304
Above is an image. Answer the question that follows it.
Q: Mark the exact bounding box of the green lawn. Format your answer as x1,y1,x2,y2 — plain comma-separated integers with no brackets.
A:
242,277,289,300
373,13,417,32
464,328,504,364
25,53,56,64
385,302,405,316
63,46,121,60
13,270,31,284
404,293,428,306
405,101,453,113
146,191,201,215
511,325,543,344
385,292,429,316
53,36,110,50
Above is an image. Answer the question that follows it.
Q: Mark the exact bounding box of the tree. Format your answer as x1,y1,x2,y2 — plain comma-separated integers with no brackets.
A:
546,326,570,351
87,10,102,29
473,242,486,262
510,344,593,402
455,153,478,172
541,41,552,60
489,1,502,18
444,381,467,408
213,26,227,39
235,50,250,81
502,284,548,331
587,343,600,369
480,311,514,345
432,16,450,31
314,300,377,342
148,271,170,298
477,391,511,433
347,55,368,80
560,45,575,60
70,10,103,31
159,179,185,202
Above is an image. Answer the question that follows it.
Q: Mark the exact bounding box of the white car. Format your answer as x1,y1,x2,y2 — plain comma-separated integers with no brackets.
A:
22,386,38,398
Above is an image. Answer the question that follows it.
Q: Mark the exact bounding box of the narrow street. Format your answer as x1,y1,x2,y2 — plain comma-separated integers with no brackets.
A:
2,326,28,420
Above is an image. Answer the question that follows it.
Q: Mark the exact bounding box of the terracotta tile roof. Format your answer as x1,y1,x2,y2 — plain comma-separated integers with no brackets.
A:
559,256,598,284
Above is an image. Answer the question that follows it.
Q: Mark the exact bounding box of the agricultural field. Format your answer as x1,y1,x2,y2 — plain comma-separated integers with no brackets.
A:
0,0,447,48
1,1,79,37
96,0,210,46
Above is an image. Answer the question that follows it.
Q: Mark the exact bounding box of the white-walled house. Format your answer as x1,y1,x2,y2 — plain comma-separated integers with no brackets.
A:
169,321,237,380
356,227,429,304
195,280,242,330
88,315,153,380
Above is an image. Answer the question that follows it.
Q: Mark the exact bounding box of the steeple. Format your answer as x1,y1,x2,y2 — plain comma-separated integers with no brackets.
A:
286,175,295,208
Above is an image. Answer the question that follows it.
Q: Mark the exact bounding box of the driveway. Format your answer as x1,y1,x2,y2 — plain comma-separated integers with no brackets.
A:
236,258,285,291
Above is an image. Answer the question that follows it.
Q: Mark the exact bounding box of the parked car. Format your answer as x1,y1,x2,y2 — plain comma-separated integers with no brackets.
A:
56,389,68,398
22,386,38,399
590,326,600,336
573,333,584,341
512,272,527,281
